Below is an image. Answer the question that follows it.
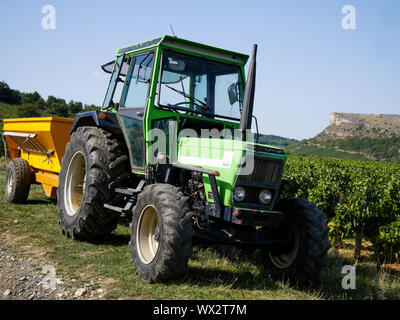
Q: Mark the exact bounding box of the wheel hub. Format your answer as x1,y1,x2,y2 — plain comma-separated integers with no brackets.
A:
268,220,300,269
64,151,86,217
6,173,14,195
136,205,160,264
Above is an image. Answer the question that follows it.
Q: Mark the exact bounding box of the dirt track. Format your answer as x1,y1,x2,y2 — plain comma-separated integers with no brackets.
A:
0,239,105,300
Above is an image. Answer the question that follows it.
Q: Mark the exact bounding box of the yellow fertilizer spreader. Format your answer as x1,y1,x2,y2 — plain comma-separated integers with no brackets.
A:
3,117,73,202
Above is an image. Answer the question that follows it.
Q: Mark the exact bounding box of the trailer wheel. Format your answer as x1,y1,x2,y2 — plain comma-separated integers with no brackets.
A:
263,198,331,283
130,184,193,283
57,126,130,240
4,158,31,203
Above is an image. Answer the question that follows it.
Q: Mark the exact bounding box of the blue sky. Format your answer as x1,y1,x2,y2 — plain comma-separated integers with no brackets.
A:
0,0,399,140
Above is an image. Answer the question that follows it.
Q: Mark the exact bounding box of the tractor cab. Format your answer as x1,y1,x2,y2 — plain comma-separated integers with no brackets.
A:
101,36,248,162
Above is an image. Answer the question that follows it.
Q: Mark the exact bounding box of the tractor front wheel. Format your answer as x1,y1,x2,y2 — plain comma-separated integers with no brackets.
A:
130,184,193,283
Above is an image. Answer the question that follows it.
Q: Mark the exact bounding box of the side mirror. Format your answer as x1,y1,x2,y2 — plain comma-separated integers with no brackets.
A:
167,56,186,72
228,83,239,105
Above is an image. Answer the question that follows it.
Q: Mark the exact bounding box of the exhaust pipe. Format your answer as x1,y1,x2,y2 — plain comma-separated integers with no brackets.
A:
240,44,257,141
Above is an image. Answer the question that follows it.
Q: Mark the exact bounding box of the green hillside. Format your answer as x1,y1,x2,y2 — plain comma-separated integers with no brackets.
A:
256,134,299,148
287,141,370,161
0,102,22,119
288,136,400,162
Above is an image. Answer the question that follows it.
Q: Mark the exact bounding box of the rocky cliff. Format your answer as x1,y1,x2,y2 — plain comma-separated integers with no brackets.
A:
322,113,400,138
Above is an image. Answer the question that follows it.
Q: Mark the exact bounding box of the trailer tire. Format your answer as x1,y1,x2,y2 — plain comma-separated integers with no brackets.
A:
263,198,331,284
4,158,31,203
130,184,194,283
57,126,130,240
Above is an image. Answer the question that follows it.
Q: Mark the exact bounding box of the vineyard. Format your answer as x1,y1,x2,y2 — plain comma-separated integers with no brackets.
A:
283,156,400,263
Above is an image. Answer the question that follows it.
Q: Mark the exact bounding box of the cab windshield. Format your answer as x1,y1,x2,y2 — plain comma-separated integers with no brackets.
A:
158,51,244,121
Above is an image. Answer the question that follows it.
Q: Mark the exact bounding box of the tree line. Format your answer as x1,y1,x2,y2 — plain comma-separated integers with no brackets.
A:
0,81,100,118
0,81,101,155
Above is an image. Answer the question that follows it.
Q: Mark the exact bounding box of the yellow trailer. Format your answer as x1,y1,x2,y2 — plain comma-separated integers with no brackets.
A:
3,117,73,202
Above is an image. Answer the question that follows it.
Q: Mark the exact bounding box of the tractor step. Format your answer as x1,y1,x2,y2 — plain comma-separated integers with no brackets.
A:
104,203,124,213
104,180,146,214
115,180,145,195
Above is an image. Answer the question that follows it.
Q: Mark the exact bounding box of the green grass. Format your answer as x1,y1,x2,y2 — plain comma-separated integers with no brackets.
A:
0,159,399,300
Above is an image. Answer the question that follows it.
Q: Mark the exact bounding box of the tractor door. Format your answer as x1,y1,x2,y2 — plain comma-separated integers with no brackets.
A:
117,51,155,171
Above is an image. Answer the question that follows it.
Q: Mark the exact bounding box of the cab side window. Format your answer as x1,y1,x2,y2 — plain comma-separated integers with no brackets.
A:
121,53,154,108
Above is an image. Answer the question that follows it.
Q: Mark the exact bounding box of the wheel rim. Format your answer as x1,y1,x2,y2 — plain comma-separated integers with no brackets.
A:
64,151,86,217
136,205,160,264
6,171,14,195
269,221,301,269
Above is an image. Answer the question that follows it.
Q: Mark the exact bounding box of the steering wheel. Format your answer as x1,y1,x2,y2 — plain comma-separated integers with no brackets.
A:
168,101,208,116
170,101,200,109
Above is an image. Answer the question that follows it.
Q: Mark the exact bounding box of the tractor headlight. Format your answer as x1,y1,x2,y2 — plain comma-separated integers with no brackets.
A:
259,189,272,204
233,186,246,202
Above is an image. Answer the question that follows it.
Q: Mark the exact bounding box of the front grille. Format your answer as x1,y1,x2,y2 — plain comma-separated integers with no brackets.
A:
247,144,285,155
239,157,283,185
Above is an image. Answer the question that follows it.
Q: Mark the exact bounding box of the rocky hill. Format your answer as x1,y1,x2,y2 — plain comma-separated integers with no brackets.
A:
288,113,400,162
321,113,400,138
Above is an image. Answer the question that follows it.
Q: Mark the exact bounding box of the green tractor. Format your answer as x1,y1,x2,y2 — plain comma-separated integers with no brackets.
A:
57,36,330,283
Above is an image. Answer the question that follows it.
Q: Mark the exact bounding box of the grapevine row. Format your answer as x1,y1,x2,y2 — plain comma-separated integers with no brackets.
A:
283,156,400,262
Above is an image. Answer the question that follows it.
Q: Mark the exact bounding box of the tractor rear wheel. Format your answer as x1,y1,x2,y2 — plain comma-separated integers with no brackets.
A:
263,198,331,283
4,158,31,203
130,184,193,283
57,126,130,240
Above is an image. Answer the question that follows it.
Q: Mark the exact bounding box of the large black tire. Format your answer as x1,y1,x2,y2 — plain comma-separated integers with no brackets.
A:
57,126,130,240
130,184,193,283
264,198,331,283
4,158,31,203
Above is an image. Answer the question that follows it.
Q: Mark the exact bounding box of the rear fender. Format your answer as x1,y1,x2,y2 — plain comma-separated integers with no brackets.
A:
70,111,120,134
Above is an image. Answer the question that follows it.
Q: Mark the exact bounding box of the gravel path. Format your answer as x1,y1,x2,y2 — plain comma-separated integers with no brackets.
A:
0,244,105,300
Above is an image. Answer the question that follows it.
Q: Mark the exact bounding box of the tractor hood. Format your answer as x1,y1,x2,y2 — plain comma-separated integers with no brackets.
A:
177,137,286,207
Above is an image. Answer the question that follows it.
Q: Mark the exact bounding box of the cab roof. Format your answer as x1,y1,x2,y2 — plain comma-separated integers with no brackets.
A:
116,35,249,66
